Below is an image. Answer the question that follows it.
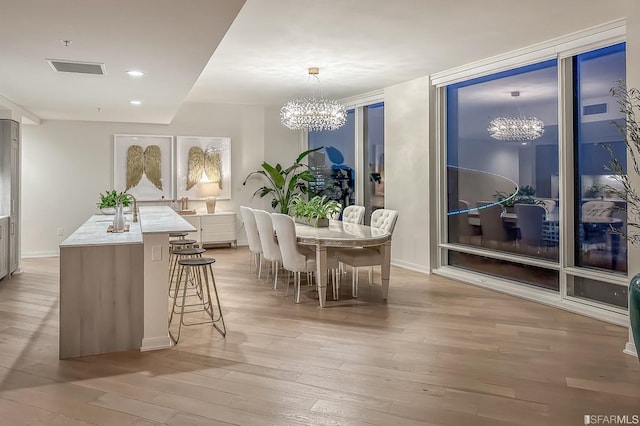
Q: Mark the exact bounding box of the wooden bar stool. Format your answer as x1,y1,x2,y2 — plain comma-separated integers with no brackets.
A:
169,257,226,343
168,247,205,297
169,238,197,253
169,232,188,240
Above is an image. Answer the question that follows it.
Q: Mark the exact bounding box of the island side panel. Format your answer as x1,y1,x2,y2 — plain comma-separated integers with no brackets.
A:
141,232,172,351
59,243,143,359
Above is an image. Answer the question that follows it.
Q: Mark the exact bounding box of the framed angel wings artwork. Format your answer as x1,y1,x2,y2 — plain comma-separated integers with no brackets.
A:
113,134,174,201
176,136,231,200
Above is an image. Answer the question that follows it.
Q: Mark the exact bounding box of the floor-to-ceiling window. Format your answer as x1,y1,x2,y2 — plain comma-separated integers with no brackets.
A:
364,102,385,224
569,42,627,309
446,60,560,291
437,34,627,319
307,99,385,217
308,109,356,207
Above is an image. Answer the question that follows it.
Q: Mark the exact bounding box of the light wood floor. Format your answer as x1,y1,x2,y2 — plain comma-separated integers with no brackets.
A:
1,247,639,425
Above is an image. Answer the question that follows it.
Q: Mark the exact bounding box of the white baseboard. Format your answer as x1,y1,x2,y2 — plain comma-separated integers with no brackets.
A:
140,336,172,352
624,341,638,358
391,258,430,274
22,250,59,258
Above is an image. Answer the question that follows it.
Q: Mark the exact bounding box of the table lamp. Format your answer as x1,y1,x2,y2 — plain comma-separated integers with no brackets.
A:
201,182,221,213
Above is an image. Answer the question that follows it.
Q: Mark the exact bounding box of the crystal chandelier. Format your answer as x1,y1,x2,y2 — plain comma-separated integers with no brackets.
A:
280,67,347,131
488,91,544,141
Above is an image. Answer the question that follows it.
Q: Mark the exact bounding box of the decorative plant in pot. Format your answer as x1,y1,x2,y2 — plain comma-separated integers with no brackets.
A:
97,190,131,214
494,185,540,212
289,194,342,227
242,147,322,214
604,81,640,360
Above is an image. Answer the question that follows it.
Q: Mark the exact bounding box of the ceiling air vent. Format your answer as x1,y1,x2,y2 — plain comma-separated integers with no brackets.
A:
46,59,105,75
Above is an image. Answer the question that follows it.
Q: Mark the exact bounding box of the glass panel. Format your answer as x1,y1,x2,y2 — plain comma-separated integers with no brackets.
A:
574,43,627,274
308,109,356,207
567,275,628,309
448,251,559,291
447,60,559,264
364,102,384,225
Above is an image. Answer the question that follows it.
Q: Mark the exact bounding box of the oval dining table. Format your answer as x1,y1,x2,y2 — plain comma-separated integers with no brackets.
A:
295,220,392,307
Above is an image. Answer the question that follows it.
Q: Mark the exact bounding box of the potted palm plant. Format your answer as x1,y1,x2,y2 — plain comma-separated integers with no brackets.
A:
243,147,322,214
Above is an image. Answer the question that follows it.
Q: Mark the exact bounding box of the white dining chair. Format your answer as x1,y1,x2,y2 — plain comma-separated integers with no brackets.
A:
582,200,615,251
272,213,340,302
342,205,365,224
253,209,283,289
476,202,512,249
271,213,318,303
240,206,263,278
515,203,546,254
334,209,398,298
539,199,556,214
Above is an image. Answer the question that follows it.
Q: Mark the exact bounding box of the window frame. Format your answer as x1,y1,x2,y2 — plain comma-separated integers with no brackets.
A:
433,21,628,325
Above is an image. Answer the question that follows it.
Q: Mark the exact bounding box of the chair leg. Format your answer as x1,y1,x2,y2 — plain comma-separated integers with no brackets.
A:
285,271,291,296
352,266,359,298
257,254,262,280
295,272,301,303
274,261,279,290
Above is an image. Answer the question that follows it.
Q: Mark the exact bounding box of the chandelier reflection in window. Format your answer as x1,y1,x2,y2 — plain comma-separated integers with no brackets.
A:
280,67,347,131
488,91,544,141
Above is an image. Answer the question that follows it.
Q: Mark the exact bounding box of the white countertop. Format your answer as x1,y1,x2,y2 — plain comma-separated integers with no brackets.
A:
60,206,195,247
138,206,195,234
60,214,142,247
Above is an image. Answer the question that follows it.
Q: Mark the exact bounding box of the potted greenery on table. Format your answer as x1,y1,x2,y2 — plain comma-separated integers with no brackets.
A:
289,194,342,227
494,185,540,212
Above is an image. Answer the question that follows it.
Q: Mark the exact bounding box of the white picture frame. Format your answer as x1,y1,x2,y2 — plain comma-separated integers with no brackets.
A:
113,134,174,201
176,136,231,200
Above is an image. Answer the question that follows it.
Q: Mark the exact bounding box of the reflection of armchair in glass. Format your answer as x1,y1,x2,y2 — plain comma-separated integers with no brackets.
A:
581,200,615,252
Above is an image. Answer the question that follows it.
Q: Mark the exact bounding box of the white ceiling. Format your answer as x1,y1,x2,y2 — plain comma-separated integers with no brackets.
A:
0,0,629,124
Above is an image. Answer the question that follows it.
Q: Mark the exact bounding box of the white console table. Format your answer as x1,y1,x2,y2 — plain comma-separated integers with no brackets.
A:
182,212,237,247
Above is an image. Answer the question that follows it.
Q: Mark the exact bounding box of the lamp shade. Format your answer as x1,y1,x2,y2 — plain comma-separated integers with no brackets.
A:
201,182,221,198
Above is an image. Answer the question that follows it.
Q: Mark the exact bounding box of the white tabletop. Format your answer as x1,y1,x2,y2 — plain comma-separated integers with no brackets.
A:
295,220,391,247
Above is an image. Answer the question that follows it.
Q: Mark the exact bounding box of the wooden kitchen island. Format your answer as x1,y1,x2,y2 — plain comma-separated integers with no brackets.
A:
59,206,195,359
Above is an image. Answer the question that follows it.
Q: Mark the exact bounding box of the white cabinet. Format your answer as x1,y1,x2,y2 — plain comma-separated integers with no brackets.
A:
181,215,202,244
182,212,236,247
0,120,19,276
0,217,8,280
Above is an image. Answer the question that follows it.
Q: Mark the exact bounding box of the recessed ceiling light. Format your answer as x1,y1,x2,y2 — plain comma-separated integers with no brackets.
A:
521,142,528,145
126,70,144,77
129,100,141,105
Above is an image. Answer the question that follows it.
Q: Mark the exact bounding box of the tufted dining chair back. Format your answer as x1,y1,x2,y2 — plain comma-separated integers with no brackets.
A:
370,209,399,234
342,205,365,224
582,200,614,218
